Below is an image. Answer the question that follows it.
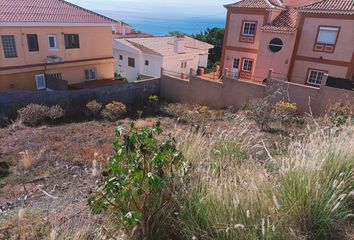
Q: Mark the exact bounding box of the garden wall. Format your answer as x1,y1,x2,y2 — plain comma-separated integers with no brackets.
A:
160,74,354,115
160,75,266,109
0,78,160,119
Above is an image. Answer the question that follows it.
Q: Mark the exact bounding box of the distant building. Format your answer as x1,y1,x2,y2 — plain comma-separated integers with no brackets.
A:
0,0,117,91
220,0,354,86
113,36,213,81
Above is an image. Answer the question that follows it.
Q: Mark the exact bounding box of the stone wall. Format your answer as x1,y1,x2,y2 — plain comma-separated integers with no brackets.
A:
0,78,160,119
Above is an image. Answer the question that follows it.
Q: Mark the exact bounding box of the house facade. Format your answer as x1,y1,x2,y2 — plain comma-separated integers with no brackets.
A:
220,0,354,87
0,0,117,91
113,36,213,82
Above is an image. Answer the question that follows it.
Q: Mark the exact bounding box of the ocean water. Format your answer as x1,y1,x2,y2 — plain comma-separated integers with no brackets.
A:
100,10,226,35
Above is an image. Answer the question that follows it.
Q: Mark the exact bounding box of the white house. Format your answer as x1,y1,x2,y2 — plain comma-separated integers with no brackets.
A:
112,36,213,81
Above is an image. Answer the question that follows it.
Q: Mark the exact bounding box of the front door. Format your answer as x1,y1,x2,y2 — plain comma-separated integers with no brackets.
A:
232,58,240,79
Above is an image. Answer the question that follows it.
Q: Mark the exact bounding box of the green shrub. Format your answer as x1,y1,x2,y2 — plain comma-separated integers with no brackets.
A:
85,100,102,119
88,122,189,240
148,95,159,103
279,156,353,240
101,101,126,121
329,101,353,127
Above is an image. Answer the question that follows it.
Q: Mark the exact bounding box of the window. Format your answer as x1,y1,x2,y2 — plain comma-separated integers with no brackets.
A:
242,59,253,72
145,60,149,66
181,61,187,69
64,34,80,49
84,69,96,81
119,55,123,61
242,22,256,36
27,34,39,52
317,27,339,45
268,38,283,53
128,57,135,68
1,35,17,58
307,69,326,86
35,74,46,90
51,73,62,79
48,35,58,50
233,58,240,69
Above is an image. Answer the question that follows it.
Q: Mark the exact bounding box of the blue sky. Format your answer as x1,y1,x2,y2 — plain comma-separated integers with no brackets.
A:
66,0,231,34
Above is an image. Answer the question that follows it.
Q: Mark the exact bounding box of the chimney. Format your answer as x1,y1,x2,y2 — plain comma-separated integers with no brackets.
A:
174,36,185,54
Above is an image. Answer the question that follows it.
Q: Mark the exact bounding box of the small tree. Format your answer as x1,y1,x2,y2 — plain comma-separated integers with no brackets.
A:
249,98,273,131
88,122,189,239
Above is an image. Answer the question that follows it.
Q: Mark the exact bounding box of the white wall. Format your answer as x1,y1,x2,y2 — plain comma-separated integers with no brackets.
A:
114,49,141,81
163,53,200,74
198,53,209,68
141,53,163,78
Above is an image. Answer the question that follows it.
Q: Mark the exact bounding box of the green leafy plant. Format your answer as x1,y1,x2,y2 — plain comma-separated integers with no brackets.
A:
148,95,159,103
101,101,127,121
88,122,189,239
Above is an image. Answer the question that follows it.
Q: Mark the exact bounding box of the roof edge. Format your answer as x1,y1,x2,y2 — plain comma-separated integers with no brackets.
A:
60,0,118,23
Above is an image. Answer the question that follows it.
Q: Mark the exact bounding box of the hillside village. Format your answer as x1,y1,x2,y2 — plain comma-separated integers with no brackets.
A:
0,0,354,239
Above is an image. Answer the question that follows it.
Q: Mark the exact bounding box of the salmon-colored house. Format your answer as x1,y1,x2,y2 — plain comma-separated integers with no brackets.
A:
221,0,354,87
0,0,117,91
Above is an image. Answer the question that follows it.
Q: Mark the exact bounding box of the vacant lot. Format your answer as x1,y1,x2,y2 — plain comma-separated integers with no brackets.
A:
0,104,353,239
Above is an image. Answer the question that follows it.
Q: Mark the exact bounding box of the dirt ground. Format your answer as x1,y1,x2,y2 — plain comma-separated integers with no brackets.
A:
0,106,246,239
0,103,302,239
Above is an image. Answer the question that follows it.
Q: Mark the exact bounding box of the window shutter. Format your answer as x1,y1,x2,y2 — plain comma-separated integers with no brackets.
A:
64,35,69,49
317,28,338,44
85,69,90,80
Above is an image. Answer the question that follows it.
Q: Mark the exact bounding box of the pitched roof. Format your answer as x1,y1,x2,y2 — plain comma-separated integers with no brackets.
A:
126,40,162,56
0,0,117,23
225,0,284,9
114,36,213,57
261,9,298,33
297,0,354,14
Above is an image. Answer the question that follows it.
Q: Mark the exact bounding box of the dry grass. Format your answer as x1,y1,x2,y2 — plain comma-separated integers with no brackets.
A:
177,121,354,240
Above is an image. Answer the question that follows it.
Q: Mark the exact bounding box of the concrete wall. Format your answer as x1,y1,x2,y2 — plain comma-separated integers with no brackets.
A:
267,79,354,114
0,78,160,119
160,74,266,109
160,73,354,115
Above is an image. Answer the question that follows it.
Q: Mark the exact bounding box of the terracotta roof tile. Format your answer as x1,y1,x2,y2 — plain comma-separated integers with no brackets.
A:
297,0,354,14
226,0,284,9
126,40,162,56
262,9,298,33
115,36,213,57
0,0,117,23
